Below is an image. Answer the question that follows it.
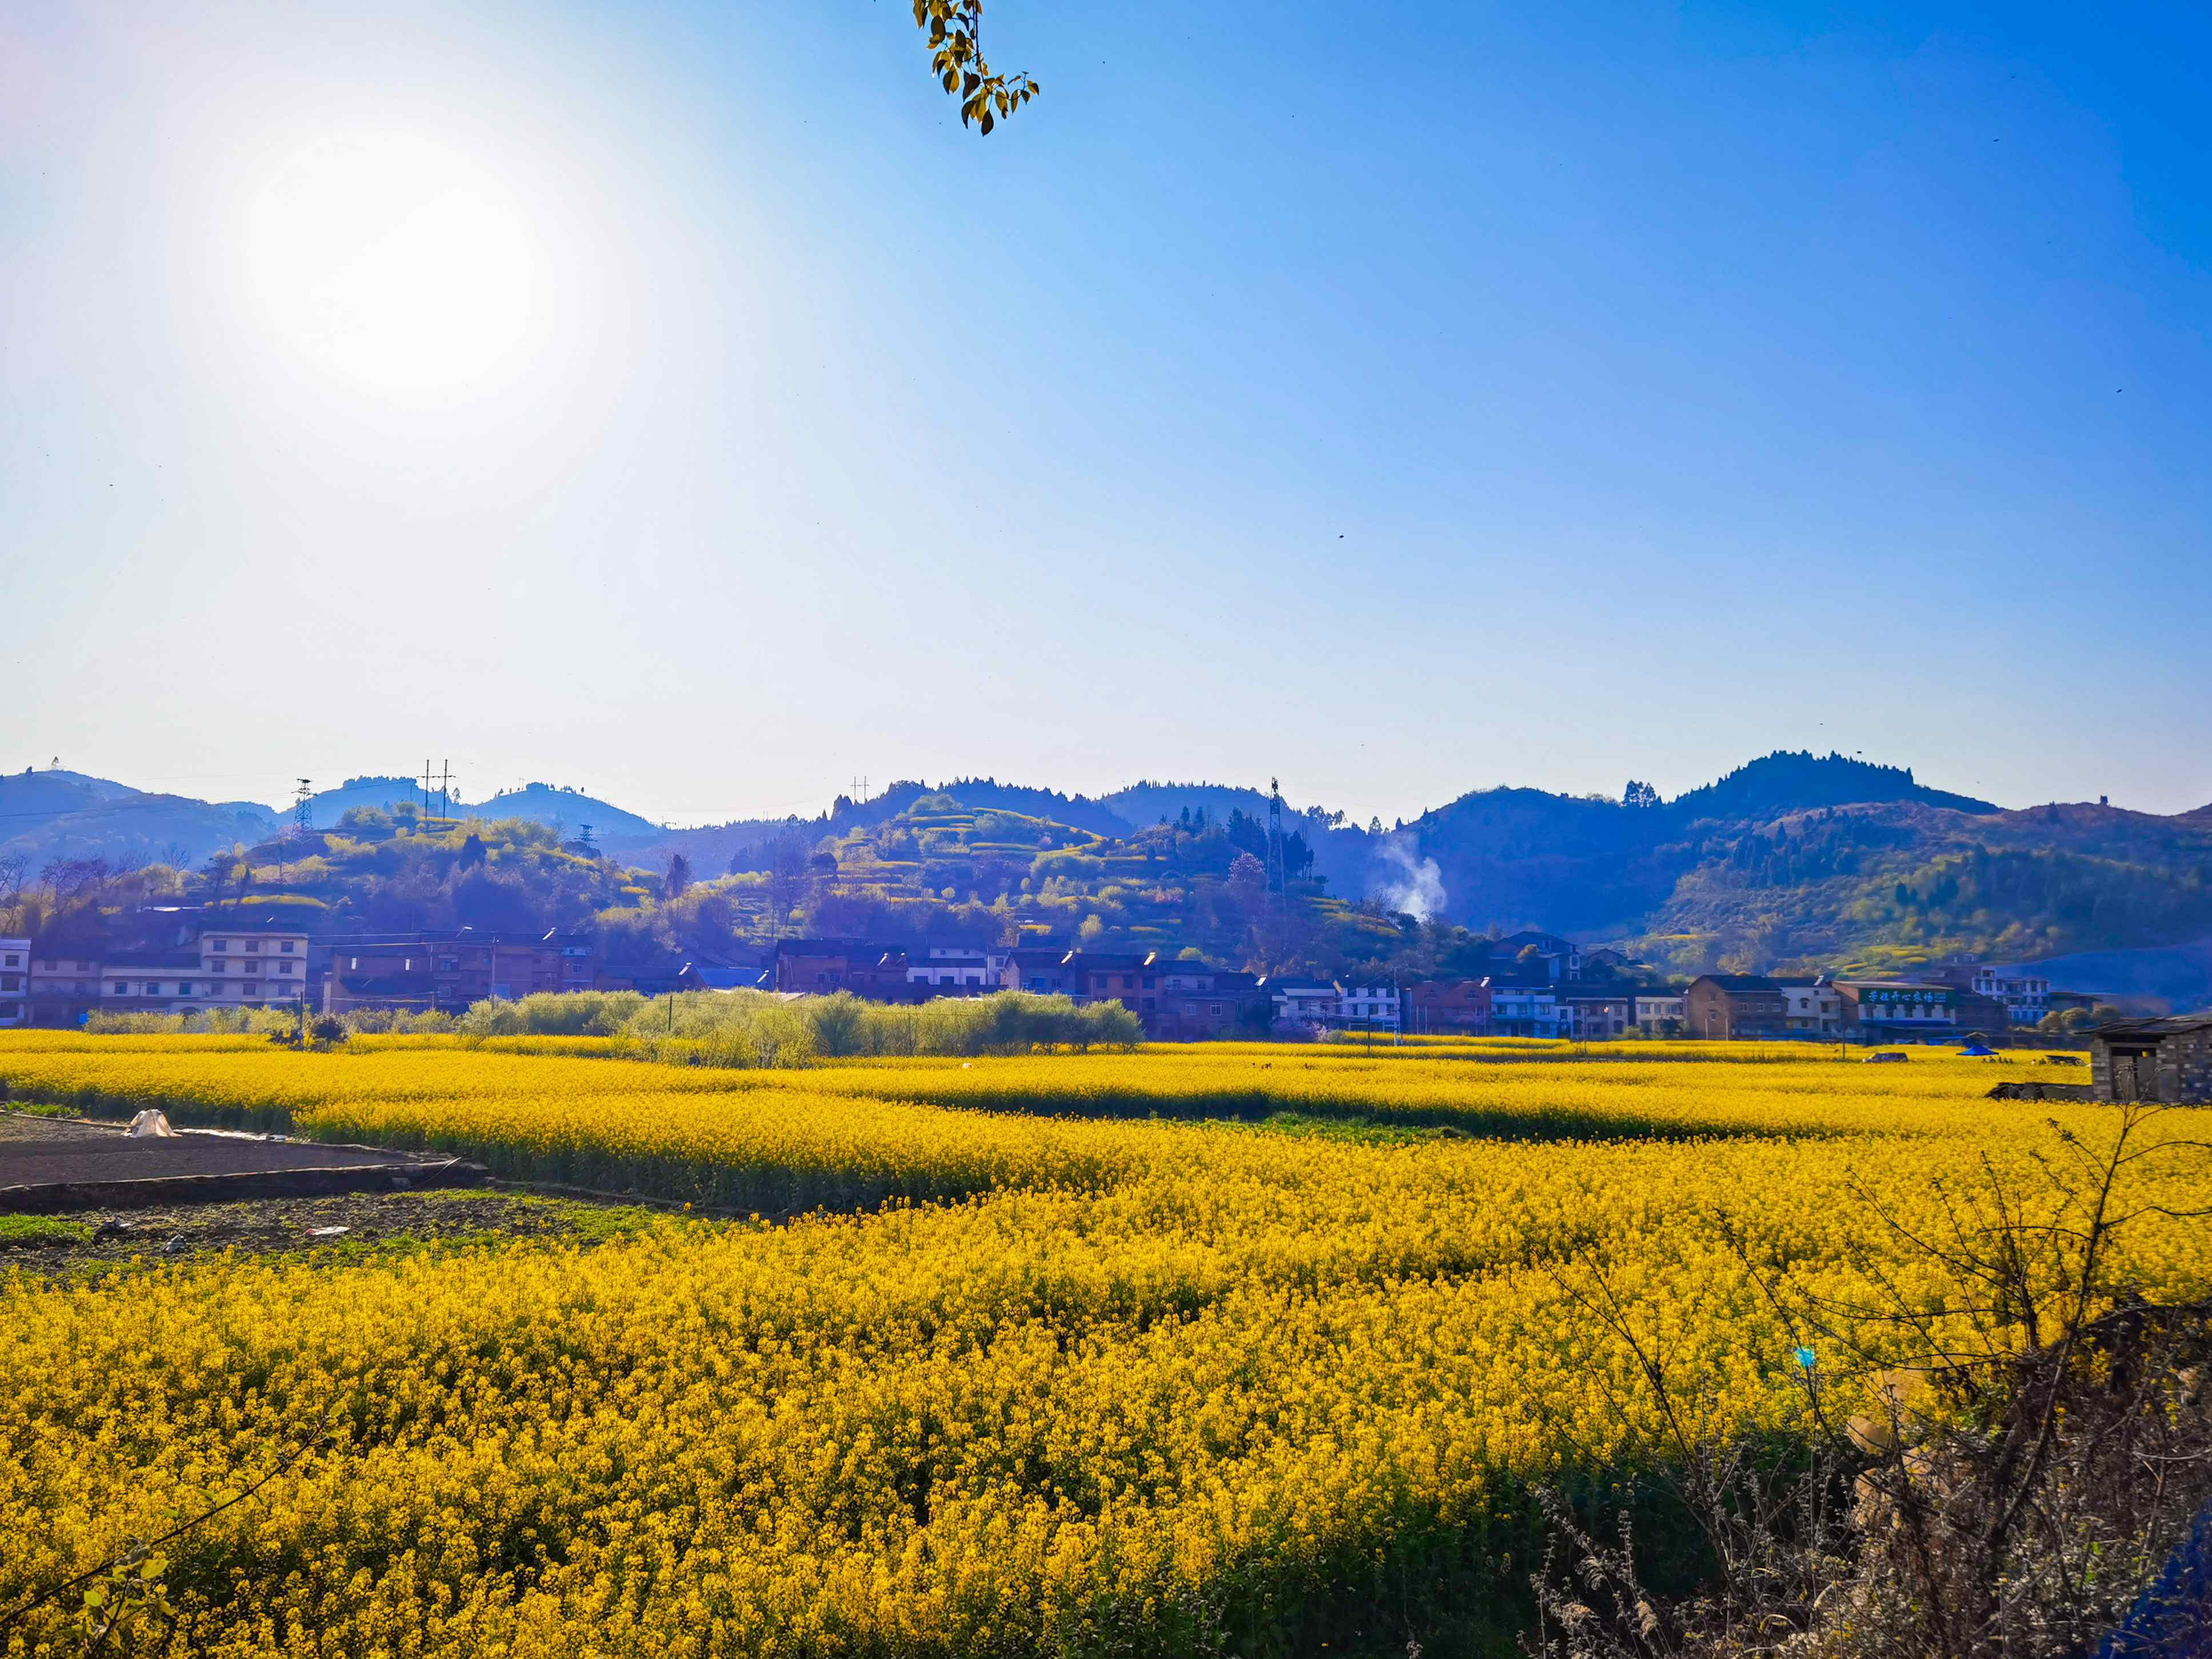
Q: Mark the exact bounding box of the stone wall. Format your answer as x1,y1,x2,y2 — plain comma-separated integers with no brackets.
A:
1988,1081,2095,1102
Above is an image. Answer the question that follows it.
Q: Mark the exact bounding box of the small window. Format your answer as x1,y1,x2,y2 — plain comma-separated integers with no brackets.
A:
246,940,262,953
113,982,127,994
282,941,296,952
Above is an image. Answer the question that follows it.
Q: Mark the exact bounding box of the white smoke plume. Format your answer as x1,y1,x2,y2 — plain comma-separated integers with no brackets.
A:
1374,833,1446,922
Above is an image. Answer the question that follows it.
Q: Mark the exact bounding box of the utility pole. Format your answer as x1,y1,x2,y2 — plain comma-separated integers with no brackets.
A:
436,761,455,820
420,759,434,818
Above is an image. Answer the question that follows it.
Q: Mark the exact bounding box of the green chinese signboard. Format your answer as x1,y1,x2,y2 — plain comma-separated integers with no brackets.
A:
1862,986,1955,1008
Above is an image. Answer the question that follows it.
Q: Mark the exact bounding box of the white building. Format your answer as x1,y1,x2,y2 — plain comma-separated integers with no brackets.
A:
30,954,102,1022
1776,979,1844,1034
908,953,992,991
1634,993,1686,1033
921,944,1011,981
1975,967,2049,1026
1337,985,1401,1031
0,937,27,1027
1560,993,1634,1039
1271,984,1342,1032
103,959,214,1012
198,926,312,1006
1268,984,1404,1034
1490,984,1567,1038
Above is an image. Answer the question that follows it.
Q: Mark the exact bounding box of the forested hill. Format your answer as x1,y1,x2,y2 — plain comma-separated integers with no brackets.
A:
6,751,2212,988
1394,754,2212,980
1666,753,1998,819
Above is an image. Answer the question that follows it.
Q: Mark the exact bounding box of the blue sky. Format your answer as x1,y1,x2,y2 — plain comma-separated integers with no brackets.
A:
3,0,2207,826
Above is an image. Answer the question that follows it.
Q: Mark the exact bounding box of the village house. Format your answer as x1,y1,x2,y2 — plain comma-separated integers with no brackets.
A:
101,954,215,1013
1060,952,1156,1014
1683,974,1789,1039
929,943,1011,977
320,941,439,1014
1151,964,1268,1041
692,965,772,992
1337,986,1400,1032
1634,992,1686,1034
1403,978,1492,1035
325,930,597,1014
28,952,102,1026
1271,982,1341,1033
198,924,313,1008
1776,978,1844,1036
0,936,26,1028
1558,989,1634,1039
907,952,992,992
2090,1016,2212,1104
1000,946,1080,997
609,958,720,998
1927,964,2050,1026
1487,980,1566,1038
1977,967,2049,1025
772,938,911,998
1153,959,1229,996
1836,980,1959,1038
1487,932,1582,981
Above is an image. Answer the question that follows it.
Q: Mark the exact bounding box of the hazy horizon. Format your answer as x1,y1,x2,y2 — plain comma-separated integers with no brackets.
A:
6,743,2194,833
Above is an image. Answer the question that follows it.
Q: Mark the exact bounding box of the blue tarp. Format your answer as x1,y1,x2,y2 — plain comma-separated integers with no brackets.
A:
2095,1498,2212,1657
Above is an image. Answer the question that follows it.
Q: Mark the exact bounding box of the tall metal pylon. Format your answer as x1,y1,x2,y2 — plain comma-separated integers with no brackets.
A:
1264,778,1289,971
1266,777,1287,895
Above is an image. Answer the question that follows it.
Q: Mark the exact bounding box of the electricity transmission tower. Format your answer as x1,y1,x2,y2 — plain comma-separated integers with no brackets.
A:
293,779,313,834
418,759,456,818
1264,778,1290,969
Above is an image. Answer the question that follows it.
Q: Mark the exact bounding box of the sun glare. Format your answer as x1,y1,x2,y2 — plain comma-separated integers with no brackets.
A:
245,131,542,394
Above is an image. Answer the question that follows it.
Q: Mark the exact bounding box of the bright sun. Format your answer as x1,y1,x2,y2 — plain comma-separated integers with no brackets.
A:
245,131,542,394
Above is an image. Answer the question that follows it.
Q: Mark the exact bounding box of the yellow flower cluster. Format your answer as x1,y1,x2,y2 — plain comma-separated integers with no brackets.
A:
1,1033,2204,1658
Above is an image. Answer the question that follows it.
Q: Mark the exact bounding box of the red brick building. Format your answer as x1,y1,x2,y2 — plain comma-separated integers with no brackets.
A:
1683,974,1788,1039
1403,978,1492,1035
1150,961,1268,1040
771,939,913,998
324,931,597,1014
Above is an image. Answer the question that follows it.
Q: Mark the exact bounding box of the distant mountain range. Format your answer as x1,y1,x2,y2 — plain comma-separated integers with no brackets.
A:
0,769,282,871
7,753,2211,1000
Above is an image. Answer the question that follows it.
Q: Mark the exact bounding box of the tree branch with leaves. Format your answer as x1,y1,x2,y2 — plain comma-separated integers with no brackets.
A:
911,1,1039,133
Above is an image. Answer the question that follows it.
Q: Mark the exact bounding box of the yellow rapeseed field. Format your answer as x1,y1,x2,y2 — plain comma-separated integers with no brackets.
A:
1,1031,2204,1658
